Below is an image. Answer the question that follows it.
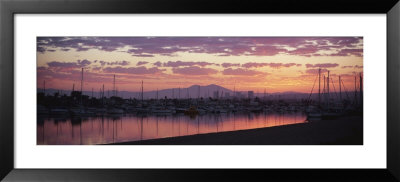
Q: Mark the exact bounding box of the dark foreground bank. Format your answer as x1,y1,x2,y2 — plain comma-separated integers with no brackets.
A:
107,116,362,145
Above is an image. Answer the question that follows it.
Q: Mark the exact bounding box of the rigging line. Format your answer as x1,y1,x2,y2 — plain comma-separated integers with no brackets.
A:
330,77,339,101
307,74,318,102
341,79,351,100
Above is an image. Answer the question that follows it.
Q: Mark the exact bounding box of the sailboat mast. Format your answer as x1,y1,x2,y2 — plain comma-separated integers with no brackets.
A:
354,75,357,105
113,75,116,97
178,87,180,99
141,80,144,102
327,71,330,109
198,85,200,99
323,75,326,104
81,68,83,93
101,85,104,104
80,68,83,104
339,75,342,101
43,80,46,95
156,88,158,100
264,88,266,100
360,73,363,107
318,68,321,106
233,85,236,98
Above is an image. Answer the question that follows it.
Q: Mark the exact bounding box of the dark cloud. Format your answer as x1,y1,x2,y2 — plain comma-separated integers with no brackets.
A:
341,65,363,69
305,63,339,68
47,59,91,69
222,68,263,76
77,59,91,67
242,62,298,69
221,63,241,68
242,62,269,68
98,60,129,66
103,66,165,74
171,66,218,75
163,61,216,67
37,37,363,57
331,48,363,57
37,47,46,53
153,61,162,67
268,63,297,69
136,61,148,66
305,68,328,74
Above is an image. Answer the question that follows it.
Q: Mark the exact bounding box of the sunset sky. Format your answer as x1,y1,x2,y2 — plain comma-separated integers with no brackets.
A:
37,37,363,93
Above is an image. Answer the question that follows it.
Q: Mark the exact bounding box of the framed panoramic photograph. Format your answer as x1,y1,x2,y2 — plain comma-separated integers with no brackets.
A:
36,36,364,145
1,0,400,181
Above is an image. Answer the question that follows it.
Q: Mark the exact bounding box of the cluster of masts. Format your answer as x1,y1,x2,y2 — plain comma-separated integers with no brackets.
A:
313,68,363,107
41,67,362,104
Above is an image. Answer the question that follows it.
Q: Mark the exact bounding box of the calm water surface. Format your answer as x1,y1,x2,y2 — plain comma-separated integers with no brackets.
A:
37,112,307,145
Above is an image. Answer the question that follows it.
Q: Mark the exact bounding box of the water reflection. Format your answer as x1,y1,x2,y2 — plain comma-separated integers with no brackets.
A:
37,112,307,145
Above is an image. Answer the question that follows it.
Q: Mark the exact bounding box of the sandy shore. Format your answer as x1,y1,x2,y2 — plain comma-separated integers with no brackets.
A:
107,115,363,145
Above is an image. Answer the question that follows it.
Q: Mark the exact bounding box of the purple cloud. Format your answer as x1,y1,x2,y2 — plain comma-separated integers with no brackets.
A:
47,59,91,69
305,63,339,68
37,37,363,57
269,63,297,69
172,66,218,75
222,68,263,76
331,48,363,57
242,62,269,68
306,68,329,74
163,61,216,67
153,61,162,67
242,62,298,69
103,66,165,74
341,65,363,69
98,60,129,66
221,63,241,68
77,59,91,67
136,61,148,66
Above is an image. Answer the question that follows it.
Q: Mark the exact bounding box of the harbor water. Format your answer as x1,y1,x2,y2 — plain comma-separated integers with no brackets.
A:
37,112,307,145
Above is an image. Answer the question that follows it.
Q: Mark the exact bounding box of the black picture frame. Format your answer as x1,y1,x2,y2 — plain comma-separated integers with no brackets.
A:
1,0,399,181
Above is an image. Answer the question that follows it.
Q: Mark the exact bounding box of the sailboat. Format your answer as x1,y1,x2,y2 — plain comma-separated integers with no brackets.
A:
306,68,323,119
107,75,124,115
69,68,87,116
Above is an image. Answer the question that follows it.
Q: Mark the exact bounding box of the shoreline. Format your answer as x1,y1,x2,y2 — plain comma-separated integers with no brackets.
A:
106,115,363,145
